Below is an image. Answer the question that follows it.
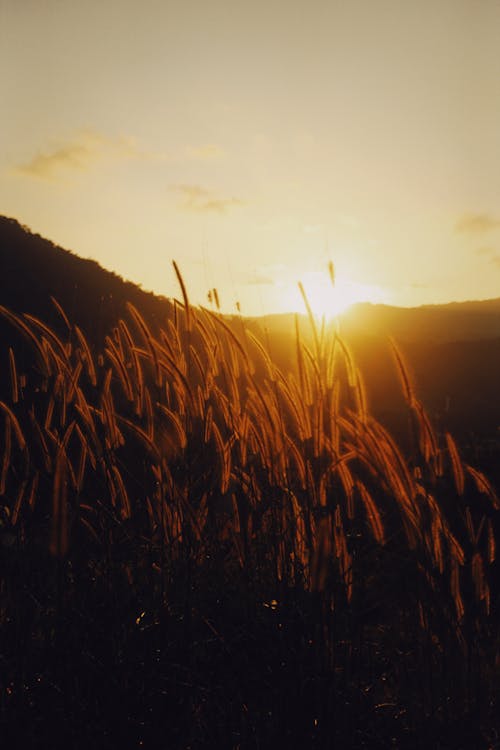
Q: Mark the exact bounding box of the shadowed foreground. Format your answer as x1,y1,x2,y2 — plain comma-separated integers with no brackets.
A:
0,280,499,748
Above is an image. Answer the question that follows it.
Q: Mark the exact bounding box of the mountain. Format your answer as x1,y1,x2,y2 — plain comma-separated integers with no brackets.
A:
244,298,500,345
340,299,500,343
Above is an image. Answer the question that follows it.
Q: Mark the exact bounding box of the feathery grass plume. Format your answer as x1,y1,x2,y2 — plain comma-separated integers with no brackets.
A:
24,314,70,362
157,404,187,451
165,318,183,359
325,331,340,390
334,336,358,407
353,367,367,423
0,305,50,374
101,384,121,450
411,399,439,468
302,342,323,396
213,288,220,311
211,421,232,494
390,339,415,405
204,404,213,444
154,349,194,409
29,410,52,472
471,551,489,610
144,387,154,441
112,465,131,520
294,314,307,395
66,360,83,403
445,526,465,566
104,335,133,401
312,394,324,459
284,434,307,489
465,464,500,508
0,417,12,495
75,430,88,492
8,348,19,404
11,479,28,526
483,519,496,565
188,343,207,386
298,281,321,361
118,318,136,355
235,411,249,466
27,472,39,511
328,381,341,452
0,401,26,452
445,432,465,496
355,480,384,543
74,325,97,386
126,302,161,386
172,261,191,331
450,559,465,620
50,296,71,332
116,415,161,461
206,308,250,367
276,375,307,442
337,460,355,518
74,387,100,455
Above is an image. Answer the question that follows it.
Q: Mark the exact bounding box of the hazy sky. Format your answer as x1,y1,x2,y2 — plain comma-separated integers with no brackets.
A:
1,0,500,315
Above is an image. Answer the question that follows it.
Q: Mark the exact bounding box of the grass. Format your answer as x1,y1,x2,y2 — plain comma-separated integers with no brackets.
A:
0,267,499,748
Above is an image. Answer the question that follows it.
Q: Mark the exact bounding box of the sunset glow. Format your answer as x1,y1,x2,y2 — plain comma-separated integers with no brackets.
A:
279,272,389,320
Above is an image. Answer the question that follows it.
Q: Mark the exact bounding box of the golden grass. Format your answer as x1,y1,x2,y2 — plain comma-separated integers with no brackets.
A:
0,265,498,649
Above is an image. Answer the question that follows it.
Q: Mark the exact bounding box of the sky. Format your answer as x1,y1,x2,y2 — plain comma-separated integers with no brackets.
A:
1,0,500,316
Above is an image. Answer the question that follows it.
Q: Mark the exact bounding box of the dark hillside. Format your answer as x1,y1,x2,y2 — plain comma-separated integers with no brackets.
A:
341,299,500,342
0,216,172,339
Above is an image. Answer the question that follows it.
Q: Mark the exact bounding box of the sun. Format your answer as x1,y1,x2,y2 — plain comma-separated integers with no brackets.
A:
279,270,388,319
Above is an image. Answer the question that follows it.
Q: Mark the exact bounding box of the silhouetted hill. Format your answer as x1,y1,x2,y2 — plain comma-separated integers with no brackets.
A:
245,297,500,346
341,299,500,342
0,215,172,340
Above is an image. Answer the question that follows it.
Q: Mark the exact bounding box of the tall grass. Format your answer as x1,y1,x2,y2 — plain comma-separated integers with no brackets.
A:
0,270,499,745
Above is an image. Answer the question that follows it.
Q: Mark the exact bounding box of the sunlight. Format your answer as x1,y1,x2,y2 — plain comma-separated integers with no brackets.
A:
279,271,389,319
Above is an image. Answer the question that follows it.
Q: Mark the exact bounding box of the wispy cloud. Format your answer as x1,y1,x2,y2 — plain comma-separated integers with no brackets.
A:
455,213,500,234
15,130,145,180
472,246,500,268
170,184,245,214
185,144,224,160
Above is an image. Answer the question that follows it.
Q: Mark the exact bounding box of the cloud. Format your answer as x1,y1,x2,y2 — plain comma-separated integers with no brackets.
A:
170,184,245,214
471,246,500,267
15,130,143,180
455,213,500,234
185,144,224,160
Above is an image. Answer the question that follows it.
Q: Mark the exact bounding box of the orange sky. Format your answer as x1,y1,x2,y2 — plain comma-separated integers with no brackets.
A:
1,0,500,315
